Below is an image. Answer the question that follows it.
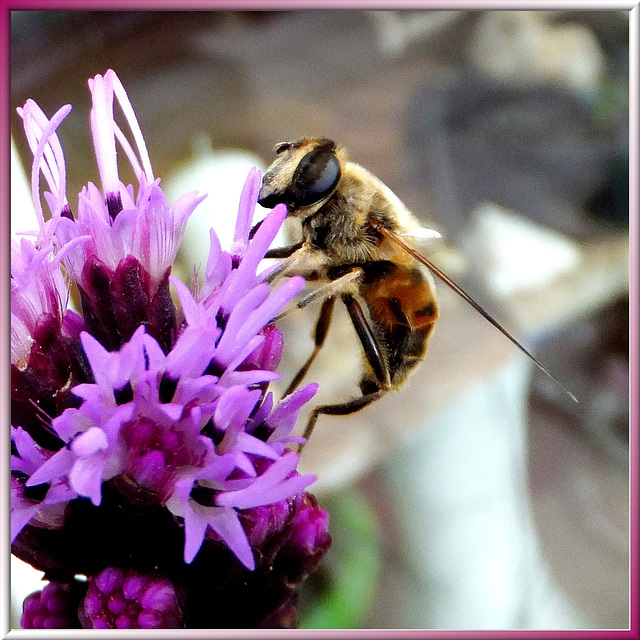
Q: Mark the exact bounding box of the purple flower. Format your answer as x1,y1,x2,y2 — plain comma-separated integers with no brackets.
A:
55,70,204,286
12,69,331,629
11,102,72,309
21,271,317,567
16,98,72,227
11,238,67,366
12,101,90,450
11,426,77,542
12,100,86,359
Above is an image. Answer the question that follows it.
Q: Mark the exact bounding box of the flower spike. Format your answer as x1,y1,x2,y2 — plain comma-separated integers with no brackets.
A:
12,70,330,630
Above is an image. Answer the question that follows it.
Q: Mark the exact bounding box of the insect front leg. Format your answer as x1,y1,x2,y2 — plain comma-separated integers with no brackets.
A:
263,244,310,284
271,267,363,322
264,242,304,259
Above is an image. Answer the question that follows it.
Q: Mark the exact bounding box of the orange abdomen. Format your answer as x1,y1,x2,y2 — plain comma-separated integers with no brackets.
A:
360,262,438,388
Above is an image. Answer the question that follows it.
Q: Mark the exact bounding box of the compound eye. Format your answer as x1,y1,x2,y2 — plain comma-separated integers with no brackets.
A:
288,149,341,207
274,141,291,154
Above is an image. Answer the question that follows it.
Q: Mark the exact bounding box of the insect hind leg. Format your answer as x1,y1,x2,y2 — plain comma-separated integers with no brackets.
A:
299,388,386,452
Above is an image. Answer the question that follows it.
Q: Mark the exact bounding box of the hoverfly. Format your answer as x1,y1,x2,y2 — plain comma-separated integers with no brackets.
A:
254,138,576,449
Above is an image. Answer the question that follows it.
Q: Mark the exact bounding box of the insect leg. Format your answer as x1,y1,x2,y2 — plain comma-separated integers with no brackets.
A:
263,244,310,284
283,296,336,397
271,267,363,322
264,242,304,259
297,293,390,451
300,389,385,451
342,294,391,390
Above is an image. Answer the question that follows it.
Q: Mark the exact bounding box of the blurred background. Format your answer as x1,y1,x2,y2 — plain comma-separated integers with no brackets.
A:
11,10,630,629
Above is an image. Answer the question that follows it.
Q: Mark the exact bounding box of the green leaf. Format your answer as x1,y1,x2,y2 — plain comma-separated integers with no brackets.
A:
299,488,381,629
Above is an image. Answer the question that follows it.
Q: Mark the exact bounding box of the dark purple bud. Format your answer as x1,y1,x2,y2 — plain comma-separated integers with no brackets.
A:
147,268,177,354
11,313,88,448
80,568,183,629
111,256,150,342
289,494,331,554
241,324,284,372
21,580,86,629
79,256,177,353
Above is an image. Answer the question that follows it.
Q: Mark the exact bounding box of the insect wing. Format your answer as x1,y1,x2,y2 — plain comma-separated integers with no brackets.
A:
377,226,578,403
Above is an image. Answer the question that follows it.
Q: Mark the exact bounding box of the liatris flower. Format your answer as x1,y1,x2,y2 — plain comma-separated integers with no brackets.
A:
12,69,331,629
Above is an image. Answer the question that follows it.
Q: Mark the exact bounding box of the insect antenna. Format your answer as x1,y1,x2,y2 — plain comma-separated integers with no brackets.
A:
377,225,578,404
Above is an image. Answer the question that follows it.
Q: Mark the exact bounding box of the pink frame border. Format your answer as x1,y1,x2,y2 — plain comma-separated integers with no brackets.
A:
2,2,637,638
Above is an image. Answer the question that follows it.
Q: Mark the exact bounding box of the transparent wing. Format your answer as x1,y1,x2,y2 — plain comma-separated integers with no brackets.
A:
378,224,578,404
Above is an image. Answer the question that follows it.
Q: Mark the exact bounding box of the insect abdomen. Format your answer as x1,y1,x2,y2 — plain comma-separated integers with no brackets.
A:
361,263,438,389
